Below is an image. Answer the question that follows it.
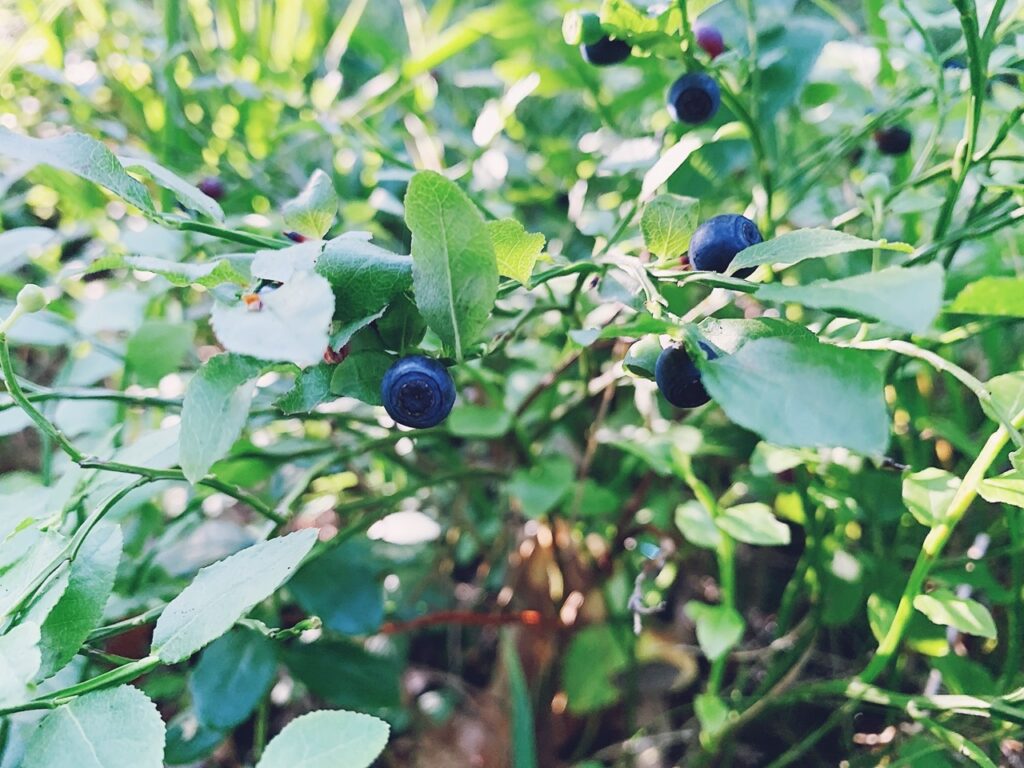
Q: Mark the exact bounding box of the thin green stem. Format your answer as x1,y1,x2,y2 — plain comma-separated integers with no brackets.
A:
167,218,288,249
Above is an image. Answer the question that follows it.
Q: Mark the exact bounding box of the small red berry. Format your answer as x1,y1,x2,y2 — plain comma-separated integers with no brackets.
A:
197,177,225,201
695,25,725,59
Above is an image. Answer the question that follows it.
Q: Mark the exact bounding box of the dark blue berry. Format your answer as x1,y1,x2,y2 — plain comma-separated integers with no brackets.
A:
655,342,716,409
285,231,307,243
381,356,456,429
581,36,631,66
874,126,912,156
197,177,225,201
943,58,967,70
689,214,762,276
667,73,721,125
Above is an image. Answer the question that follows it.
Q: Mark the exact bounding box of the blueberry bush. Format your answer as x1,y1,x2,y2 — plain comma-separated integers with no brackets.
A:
0,0,1023,765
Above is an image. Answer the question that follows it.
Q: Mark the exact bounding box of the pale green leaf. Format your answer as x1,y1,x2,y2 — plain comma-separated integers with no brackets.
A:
120,156,224,221
675,502,721,549
684,602,744,661
903,468,960,527
979,470,1024,508
0,622,41,708
255,710,390,768
151,529,318,663
283,169,338,239
315,237,413,321
486,219,545,284
0,227,56,274
640,194,699,260
914,590,997,639
949,277,1024,318
88,253,247,288
716,503,791,546
730,229,912,273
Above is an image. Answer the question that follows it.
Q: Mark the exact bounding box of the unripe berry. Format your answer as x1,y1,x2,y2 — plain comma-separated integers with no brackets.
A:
667,73,721,125
381,356,456,429
689,214,762,277
16,284,48,313
695,25,725,59
197,177,225,201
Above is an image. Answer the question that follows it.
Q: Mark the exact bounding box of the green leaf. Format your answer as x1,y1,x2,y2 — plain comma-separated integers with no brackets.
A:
211,271,335,367
289,541,384,635
675,502,721,549
151,528,317,663
684,602,744,661
716,503,791,546
508,455,575,517
165,711,227,765
756,264,944,333
88,254,248,288
903,468,960,527
0,227,56,274
0,622,41,708
282,638,400,710
729,229,912,274
697,316,815,354
983,373,1024,428
0,127,155,214
315,237,413,321
694,693,730,747
914,590,997,639
275,363,334,415
329,350,394,406
190,628,277,729
641,194,699,260
599,0,681,48
757,20,830,119
486,219,545,284
180,353,264,484
119,156,224,221
255,710,390,768
623,336,662,379
562,625,630,713
37,524,121,679
22,686,165,768
405,170,498,361
979,470,1024,508
949,277,1024,318
126,321,195,386
700,337,890,454
448,405,512,438
250,241,322,283
283,169,338,239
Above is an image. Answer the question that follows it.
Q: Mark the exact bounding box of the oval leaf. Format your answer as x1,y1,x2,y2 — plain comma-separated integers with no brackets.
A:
151,528,317,663
255,710,390,768
730,229,912,273
913,590,997,639
283,169,339,239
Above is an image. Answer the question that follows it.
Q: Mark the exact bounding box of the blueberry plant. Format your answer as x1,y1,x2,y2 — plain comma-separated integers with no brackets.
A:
0,0,1023,765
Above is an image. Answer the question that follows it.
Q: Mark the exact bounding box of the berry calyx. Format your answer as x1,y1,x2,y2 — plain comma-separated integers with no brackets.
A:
655,342,716,409
581,36,631,66
381,356,456,429
667,73,721,125
695,25,725,59
197,177,225,201
874,126,912,156
689,214,762,276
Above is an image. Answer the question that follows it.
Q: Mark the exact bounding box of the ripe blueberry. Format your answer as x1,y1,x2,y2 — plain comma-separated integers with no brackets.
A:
943,57,966,70
197,177,225,201
581,36,631,66
874,126,912,156
284,231,307,243
689,214,762,276
667,73,721,125
655,342,716,409
381,355,456,429
695,25,725,59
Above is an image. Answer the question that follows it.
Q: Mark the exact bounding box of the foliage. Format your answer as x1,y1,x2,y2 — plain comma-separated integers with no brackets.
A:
0,0,1023,765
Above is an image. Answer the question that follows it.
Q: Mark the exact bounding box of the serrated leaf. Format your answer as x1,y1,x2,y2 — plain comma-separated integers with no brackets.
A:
405,171,498,361
151,529,317,663
684,602,744,661
190,628,277,730
329,350,394,406
315,237,413,321
949,277,1024,318
89,253,247,288
0,227,56,274
37,524,121,679
211,271,335,367
120,156,224,221
729,229,913,274
716,503,791,546
179,353,264,484
756,264,944,333
255,710,390,768
283,170,338,239
903,468,960,527
486,219,545,284
275,363,334,415
979,470,1024,508
22,686,165,768
914,590,997,639
641,194,699,260
0,127,155,214
700,337,889,454
0,622,41,708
